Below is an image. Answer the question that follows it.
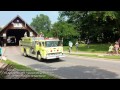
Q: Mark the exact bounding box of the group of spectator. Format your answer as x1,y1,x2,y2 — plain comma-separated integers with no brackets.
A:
108,38,120,55
68,41,79,53
68,39,90,53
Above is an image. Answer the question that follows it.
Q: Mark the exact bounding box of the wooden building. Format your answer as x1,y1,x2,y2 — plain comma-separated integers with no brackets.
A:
0,15,38,46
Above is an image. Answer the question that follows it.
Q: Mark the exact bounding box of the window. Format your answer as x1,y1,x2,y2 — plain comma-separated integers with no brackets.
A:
45,41,62,47
42,42,45,46
39,42,41,46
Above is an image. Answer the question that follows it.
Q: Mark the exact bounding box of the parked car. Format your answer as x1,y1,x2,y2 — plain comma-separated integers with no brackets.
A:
7,36,16,44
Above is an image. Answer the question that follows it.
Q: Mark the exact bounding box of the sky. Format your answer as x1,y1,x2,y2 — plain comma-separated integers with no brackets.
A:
0,11,59,27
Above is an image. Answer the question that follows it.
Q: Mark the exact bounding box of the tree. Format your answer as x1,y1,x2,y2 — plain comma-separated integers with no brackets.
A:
59,11,120,43
30,14,51,35
52,21,78,39
51,19,79,46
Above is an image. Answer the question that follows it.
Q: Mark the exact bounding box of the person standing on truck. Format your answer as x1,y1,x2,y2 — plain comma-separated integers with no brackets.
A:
39,32,44,37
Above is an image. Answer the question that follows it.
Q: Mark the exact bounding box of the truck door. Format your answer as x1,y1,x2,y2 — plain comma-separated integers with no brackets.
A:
31,41,36,54
40,42,45,57
35,41,40,51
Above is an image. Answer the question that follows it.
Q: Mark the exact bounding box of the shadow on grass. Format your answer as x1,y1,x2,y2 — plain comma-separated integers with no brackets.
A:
78,45,108,52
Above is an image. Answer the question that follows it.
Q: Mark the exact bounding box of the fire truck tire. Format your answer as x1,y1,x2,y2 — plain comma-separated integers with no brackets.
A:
23,49,27,57
56,58,60,60
37,54,42,61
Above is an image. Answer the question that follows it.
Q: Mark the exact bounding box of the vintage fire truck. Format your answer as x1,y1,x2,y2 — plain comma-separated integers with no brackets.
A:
20,36,65,61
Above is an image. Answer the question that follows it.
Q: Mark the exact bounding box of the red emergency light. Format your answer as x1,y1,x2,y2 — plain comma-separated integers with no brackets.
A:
50,50,52,52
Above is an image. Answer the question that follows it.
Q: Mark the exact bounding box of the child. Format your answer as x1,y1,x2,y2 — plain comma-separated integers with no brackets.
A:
108,44,114,55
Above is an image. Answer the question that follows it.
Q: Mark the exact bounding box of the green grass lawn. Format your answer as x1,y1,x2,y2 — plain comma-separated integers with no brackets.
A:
1,60,58,79
64,44,110,53
64,44,120,60
70,54,120,60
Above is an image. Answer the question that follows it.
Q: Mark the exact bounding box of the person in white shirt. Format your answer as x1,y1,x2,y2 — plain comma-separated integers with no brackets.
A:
69,41,73,53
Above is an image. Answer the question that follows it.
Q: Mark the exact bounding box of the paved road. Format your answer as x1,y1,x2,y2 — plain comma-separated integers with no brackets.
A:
2,46,120,79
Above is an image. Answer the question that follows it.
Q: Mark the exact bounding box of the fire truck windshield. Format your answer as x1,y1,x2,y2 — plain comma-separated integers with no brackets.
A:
45,41,62,47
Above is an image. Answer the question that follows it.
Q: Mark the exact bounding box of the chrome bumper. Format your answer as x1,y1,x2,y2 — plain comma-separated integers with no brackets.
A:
45,55,65,59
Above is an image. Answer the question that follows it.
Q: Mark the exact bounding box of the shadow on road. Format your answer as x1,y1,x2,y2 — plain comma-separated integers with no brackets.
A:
28,64,119,79
25,56,64,63
54,66,120,79
43,59,64,63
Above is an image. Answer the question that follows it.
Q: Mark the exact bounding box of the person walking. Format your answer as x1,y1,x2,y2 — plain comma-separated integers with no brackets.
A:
87,39,90,48
68,41,73,54
75,41,79,51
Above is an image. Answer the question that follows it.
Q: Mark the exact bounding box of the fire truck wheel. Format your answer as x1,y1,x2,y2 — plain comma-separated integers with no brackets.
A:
37,54,42,61
56,58,60,60
23,50,27,57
